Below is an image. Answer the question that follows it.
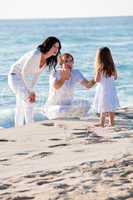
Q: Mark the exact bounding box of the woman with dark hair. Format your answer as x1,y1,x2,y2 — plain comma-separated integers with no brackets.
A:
8,36,61,127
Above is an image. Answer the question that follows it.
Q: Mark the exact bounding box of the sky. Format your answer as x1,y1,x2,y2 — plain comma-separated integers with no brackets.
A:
0,0,133,19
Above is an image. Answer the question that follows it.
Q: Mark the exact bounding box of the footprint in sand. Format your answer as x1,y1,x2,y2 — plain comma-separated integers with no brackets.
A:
54,183,70,189
0,158,9,162
73,149,85,153
31,151,53,158
73,128,87,131
0,139,15,142
18,189,31,193
49,138,62,141
36,180,51,185
41,122,54,126
0,184,11,190
72,131,88,138
37,178,64,186
8,196,34,200
24,174,36,179
41,170,62,176
48,143,68,148
39,170,62,178
15,152,29,156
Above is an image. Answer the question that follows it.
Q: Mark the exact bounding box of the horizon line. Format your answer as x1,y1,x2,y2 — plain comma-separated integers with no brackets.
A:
0,15,133,21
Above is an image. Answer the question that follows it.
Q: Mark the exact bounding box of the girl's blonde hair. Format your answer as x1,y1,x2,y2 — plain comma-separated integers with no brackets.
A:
59,53,74,65
95,47,116,77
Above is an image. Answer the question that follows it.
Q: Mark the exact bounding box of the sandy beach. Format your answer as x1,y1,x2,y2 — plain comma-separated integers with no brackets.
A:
0,107,133,200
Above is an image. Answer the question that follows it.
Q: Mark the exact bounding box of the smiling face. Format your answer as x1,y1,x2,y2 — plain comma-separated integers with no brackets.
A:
59,54,74,80
48,42,60,56
60,54,74,71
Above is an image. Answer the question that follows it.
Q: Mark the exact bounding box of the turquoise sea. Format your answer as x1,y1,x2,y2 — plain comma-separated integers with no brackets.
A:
0,16,133,127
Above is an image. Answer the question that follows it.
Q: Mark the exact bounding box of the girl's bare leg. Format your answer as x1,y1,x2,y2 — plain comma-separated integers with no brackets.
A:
100,112,106,127
109,112,115,126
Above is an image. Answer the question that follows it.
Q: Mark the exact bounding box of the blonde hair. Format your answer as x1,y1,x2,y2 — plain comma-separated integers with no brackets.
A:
59,53,74,65
95,47,116,77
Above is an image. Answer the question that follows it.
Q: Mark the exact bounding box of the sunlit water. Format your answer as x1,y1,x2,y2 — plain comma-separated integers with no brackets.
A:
0,16,133,127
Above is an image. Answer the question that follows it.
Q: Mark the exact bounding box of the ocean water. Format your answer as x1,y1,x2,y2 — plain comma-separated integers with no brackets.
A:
0,16,133,128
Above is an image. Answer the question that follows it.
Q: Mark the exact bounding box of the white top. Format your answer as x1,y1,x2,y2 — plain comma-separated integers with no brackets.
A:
94,74,120,113
46,69,85,106
9,49,45,92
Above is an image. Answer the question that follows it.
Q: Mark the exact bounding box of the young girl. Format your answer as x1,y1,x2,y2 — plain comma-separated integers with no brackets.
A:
93,47,119,127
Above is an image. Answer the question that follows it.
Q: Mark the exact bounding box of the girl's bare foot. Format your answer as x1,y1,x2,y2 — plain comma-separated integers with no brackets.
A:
108,124,114,127
94,123,104,128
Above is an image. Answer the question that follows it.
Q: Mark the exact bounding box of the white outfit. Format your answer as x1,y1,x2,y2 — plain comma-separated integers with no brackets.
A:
8,48,45,127
93,74,119,113
44,69,90,119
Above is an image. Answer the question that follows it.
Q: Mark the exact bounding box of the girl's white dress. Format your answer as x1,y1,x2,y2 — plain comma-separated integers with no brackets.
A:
94,74,119,113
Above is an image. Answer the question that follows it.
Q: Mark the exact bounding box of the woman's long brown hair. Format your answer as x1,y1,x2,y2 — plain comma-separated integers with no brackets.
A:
38,36,61,71
95,47,116,77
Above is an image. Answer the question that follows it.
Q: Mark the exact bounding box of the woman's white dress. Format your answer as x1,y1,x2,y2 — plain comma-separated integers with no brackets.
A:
93,74,119,113
44,69,90,119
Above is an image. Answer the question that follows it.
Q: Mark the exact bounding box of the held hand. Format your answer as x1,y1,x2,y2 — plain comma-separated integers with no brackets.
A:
81,79,96,89
87,79,96,88
61,67,71,80
28,92,36,103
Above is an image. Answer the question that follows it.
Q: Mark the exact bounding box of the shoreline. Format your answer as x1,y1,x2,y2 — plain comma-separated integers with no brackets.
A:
1,106,132,130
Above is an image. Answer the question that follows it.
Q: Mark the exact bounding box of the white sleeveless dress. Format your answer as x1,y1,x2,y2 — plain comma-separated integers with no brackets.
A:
93,74,119,113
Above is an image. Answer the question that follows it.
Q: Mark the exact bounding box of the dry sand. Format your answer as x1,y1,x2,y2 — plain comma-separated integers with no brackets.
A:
0,107,133,200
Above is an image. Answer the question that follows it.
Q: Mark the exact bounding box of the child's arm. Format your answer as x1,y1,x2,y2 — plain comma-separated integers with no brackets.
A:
95,71,101,82
114,71,117,80
80,79,96,89
113,70,118,80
